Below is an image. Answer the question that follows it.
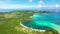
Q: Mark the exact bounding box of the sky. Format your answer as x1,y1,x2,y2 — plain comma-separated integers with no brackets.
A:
0,0,60,9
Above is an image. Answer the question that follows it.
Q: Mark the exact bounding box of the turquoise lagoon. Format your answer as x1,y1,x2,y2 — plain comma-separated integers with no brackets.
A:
22,13,60,32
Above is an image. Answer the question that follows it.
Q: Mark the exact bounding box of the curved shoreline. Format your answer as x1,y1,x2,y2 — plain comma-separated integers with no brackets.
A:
20,22,46,32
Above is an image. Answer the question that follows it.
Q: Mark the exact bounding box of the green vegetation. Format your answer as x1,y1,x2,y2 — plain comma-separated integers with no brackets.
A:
0,10,59,34
44,28,59,34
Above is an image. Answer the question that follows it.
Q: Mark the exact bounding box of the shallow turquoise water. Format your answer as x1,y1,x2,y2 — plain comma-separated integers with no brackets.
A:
22,13,60,32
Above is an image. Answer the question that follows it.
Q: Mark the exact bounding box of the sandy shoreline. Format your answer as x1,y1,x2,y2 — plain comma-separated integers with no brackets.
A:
20,22,46,32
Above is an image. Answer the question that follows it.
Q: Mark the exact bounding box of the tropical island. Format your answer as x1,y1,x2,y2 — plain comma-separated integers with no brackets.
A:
0,10,59,34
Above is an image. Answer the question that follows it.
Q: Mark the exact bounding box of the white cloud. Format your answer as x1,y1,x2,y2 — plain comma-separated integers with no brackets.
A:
0,3,60,9
38,0,45,8
56,4,59,8
39,0,44,4
29,0,32,3
44,5,60,9
38,5,42,8
0,5,23,9
0,4,37,9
